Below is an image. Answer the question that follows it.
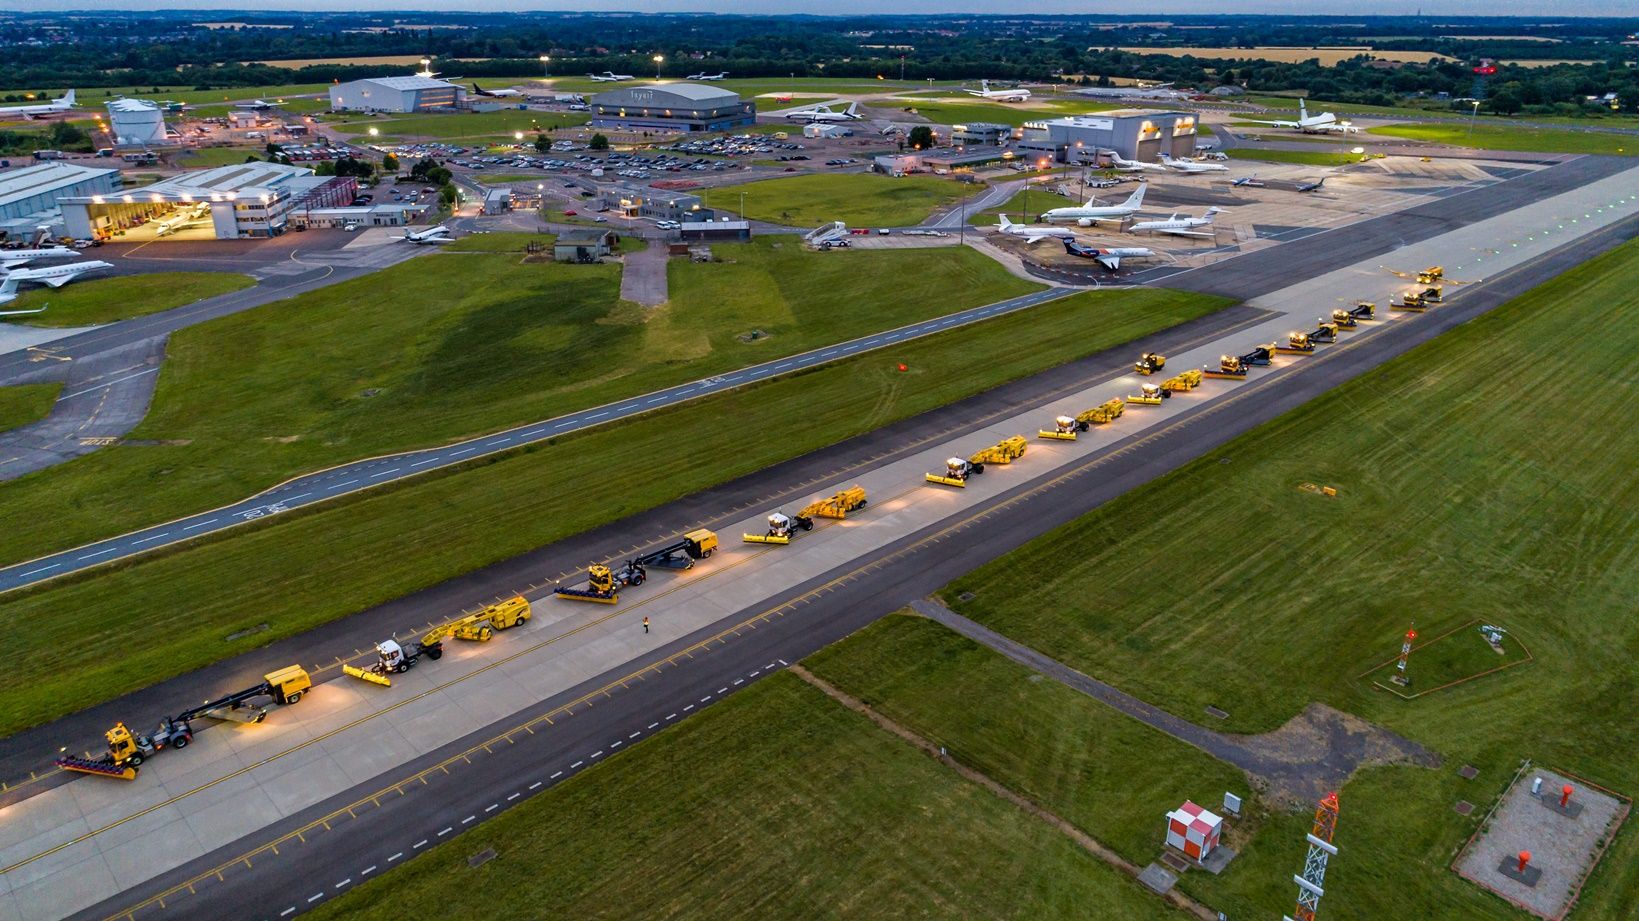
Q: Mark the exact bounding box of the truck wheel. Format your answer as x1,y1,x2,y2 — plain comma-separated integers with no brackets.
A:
285,691,303,704
128,754,144,766
427,646,443,660
631,572,646,586
173,735,189,749
396,662,410,674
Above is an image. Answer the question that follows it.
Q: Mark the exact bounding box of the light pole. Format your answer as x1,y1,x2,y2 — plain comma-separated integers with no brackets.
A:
653,55,664,80
540,55,551,79
1468,99,1481,138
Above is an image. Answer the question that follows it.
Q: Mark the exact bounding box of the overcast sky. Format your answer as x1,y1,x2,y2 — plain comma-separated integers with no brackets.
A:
1,1,1633,16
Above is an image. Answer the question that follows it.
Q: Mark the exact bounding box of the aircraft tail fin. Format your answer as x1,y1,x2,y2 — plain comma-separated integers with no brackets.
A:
0,274,18,299
1123,183,1147,210
61,89,75,106
843,101,860,117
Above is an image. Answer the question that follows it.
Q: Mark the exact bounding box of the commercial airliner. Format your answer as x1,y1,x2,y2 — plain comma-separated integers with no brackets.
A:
965,80,1031,103
1248,98,1362,134
471,83,523,98
402,225,455,244
0,89,76,119
1040,184,1147,226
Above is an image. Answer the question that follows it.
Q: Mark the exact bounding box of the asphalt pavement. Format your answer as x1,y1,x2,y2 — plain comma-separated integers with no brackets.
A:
73,203,1639,921
0,286,1072,595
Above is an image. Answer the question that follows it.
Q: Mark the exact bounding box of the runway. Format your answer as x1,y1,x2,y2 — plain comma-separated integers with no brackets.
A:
65,192,1639,921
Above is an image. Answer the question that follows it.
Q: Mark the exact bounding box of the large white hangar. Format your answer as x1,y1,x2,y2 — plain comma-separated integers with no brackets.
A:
589,83,755,133
105,98,168,147
328,75,466,113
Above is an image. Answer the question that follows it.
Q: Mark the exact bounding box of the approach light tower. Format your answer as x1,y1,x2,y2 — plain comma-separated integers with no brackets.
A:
1285,792,1339,921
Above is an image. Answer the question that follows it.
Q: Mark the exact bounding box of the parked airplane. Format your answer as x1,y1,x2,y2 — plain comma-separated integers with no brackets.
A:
0,246,80,270
1040,183,1147,226
471,83,523,98
1104,151,1168,173
0,89,76,119
1062,239,1156,270
588,72,635,82
1129,207,1224,238
1297,177,1328,193
1231,174,1265,188
992,215,1076,244
1248,98,1361,134
965,80,1031,103
788,102,862,124
1160,153,1230,174
687,72,730,81
0,260,113,304
402,225,456,244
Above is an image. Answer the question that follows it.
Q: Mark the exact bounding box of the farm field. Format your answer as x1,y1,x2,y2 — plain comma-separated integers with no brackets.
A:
731,172,970,226
3,272,255,327
0,383,60,434
309,674,1187,921
0,283,1228,735
938,237,1639,918
1368,121,1638,156
1117,46,1455,65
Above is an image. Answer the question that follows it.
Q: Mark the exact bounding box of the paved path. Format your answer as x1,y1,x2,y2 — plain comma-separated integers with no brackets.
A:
0,335,167,481
618,238,669,306
910,601,1436,806
0,286,1071,596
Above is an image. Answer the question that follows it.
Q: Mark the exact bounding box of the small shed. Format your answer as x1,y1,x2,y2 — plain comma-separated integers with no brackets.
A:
1164,801,1223,861
554,227,615,263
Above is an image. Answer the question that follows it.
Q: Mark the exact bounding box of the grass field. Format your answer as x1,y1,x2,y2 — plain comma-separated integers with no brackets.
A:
542,76,957,97
967,187,1081,225
181,146,266,167
3,272,255,328
731,172,970,227
1226,148,1365,166
0,239,1036,566
441,230,553,252
935,238,1639,917
0,383,60,434
329,109,588,142
1119,46,1454,65
1369,121,1637,156
310,674,1186,921
0,284,1228,735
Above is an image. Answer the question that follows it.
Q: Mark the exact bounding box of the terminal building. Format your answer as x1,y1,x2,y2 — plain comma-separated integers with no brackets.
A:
328,76,466,113
0,162,123,241
588,83,755,133
105,98,168,147
1015,110,1199,164
59,162,353,241
951,122,1014,147
598,183,708,221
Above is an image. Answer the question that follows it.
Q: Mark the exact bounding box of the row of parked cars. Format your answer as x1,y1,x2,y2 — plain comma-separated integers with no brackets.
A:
667,134,804,158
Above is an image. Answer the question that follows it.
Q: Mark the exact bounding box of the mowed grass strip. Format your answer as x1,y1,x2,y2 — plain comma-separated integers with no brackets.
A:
0,238,1038,565
1368,121,1639,156
0,383,60,433
1225,148,1367,166
4,272,255,327
731,172,970,227
806,614,1250,866
181,146,268,168
897,98,1117,128
308,675,1188,921
0,286,1228,735
940,239,1639,916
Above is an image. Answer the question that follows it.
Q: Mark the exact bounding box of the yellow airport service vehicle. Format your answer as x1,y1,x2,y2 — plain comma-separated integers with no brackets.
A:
1417,266,1443,285
1127,382,1168,405
56,666,312,780
1203,343,1277,379
345,596,533,685
1332,301,1377,327
1160,369,1203,392
927,437,1026,487
1076,398,1125,427
1277,321,1338,355
744,487,869,544
1038,415,1082,441
1135,352,1167,375
555,530,718,603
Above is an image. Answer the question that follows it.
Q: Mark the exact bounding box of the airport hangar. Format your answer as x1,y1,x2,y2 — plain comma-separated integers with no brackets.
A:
329,75,467,113
0,162,122,241
588,83,756,132
57,162,368,241
1014,109,1199,164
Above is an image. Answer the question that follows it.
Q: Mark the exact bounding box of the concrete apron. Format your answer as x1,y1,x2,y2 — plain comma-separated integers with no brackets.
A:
3,169,1637,921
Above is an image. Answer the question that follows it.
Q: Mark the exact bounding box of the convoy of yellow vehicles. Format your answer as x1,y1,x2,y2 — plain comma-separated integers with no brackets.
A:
51,269,1439,784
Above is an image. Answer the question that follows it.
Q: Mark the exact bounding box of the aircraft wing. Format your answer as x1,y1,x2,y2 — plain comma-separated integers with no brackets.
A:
1165,228,1216,238
1249,119,1299,129
41,276,74,288
1023,234,1055,245
1095,254,1121,270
